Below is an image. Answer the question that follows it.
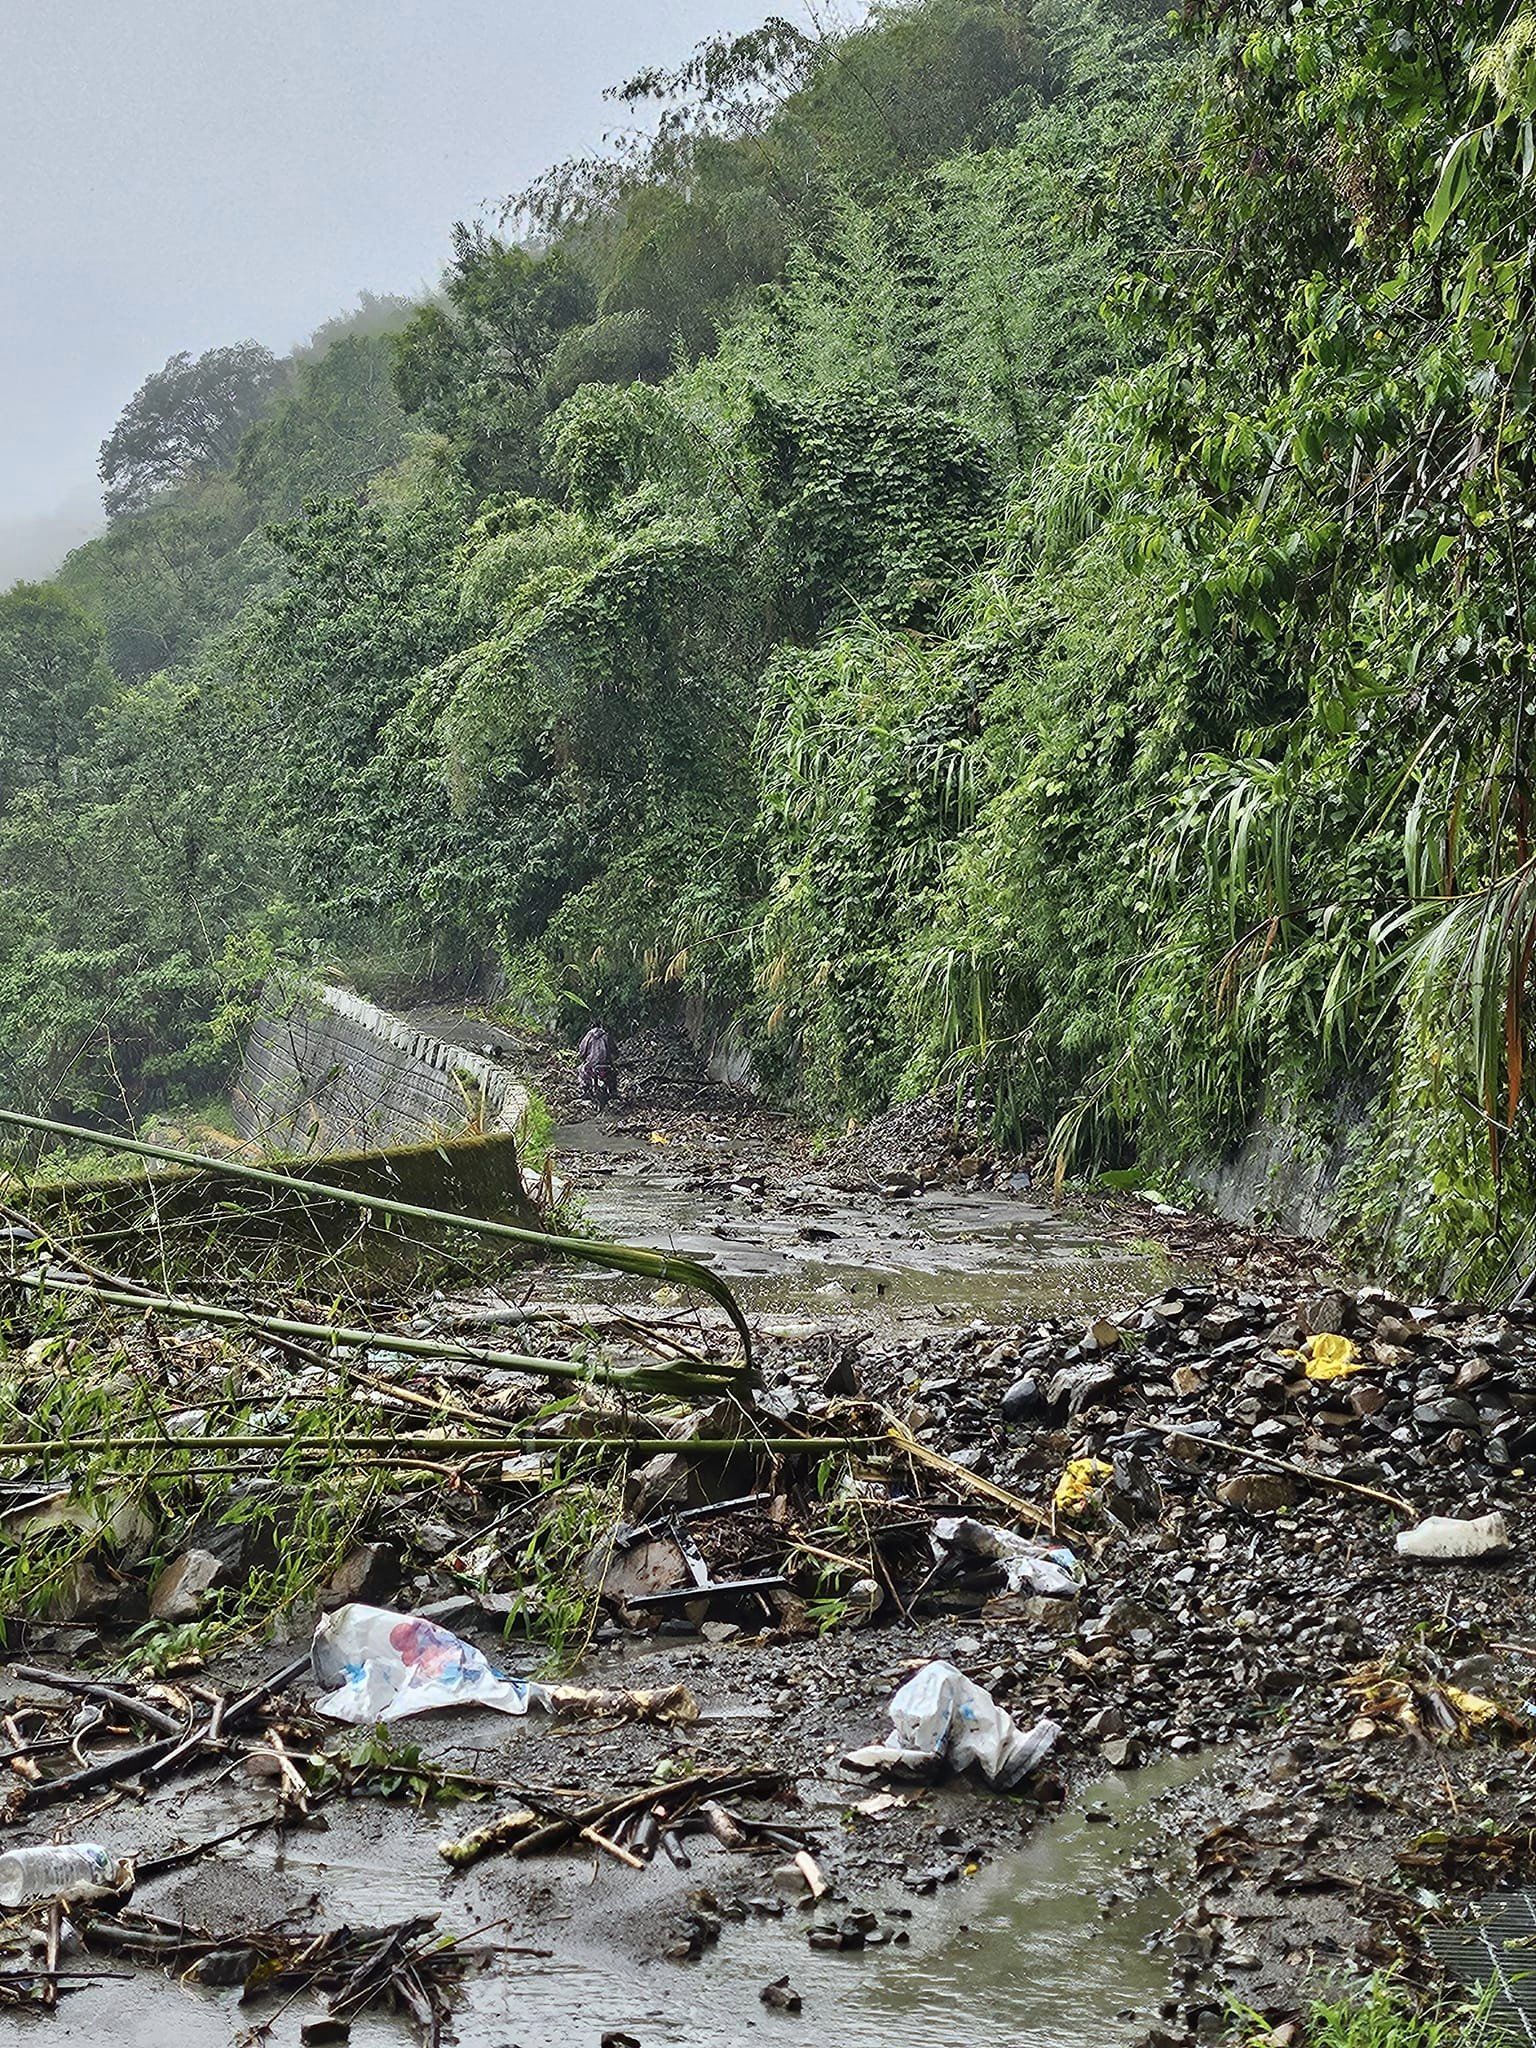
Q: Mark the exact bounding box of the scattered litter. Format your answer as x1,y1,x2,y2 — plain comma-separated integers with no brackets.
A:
311,1604,550,1724
1342,1647,1529,1745
930,1517,1081,1598
843,1660,1062,1787
1395,1512,1511,1562
1052,1458,1113,1514
1302,1332,1366,1380
0,1844,127,1907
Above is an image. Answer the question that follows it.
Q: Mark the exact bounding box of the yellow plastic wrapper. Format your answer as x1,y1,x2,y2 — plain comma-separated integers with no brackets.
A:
1053,1457,1112,1513
1303,1332,1365,1380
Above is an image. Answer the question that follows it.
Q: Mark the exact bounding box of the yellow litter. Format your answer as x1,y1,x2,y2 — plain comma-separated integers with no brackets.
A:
1054,1457,1113,1513
1303,1332,1366,1381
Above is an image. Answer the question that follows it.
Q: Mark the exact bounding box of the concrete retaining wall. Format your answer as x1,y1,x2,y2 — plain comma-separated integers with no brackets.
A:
234,982,530,1155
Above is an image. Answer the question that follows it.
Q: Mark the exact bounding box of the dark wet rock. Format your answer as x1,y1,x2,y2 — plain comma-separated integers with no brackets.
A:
1298,1290,1355,1335
187,1946,259,1986
1048,1361,1122,1416
761,1975,803,2011
320,1541,400,1609
1001,1373,1043,1423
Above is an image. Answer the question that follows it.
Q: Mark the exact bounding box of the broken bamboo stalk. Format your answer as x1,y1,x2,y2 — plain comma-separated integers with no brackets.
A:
6,1268,732,1396
0,1105,755,1367
0,1427,880,1460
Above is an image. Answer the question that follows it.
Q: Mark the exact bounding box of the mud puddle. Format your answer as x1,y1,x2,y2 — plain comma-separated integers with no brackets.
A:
86,1750,1216,2047
547,1123,1192,1323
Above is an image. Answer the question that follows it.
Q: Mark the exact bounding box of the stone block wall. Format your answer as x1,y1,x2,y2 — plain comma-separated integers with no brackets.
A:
234,982,530,1156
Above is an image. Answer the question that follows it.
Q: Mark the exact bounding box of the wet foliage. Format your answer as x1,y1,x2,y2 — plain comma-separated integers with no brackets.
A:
7,0,1536,1284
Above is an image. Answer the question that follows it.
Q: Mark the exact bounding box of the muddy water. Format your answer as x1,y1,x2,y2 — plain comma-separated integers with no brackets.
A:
436,1750,1208,2048
546,1122,1190,1324
67,1750,1212,2047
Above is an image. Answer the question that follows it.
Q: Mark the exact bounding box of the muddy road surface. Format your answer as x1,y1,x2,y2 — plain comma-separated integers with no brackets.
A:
3,1050,1532,2045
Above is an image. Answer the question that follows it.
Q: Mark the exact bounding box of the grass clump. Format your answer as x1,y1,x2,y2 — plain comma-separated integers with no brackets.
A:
1237,1980,1499,2048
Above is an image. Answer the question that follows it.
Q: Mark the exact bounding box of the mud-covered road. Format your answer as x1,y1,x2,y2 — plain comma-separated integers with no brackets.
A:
3,1040,1532,2045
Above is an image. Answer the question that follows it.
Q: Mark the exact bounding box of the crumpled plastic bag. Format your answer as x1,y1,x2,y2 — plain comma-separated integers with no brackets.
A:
1395,1512,1510,1562
311,1603,551,1724
843,1660,1062,1788
931,1516,1081,1598
1052,1458,1113,1514
1303,1332,1366,1381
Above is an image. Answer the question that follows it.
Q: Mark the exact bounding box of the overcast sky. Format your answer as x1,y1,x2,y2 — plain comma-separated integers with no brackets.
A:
0,0,835,584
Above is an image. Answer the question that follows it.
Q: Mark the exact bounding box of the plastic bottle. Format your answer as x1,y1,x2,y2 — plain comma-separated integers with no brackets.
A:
0,1844,116,1907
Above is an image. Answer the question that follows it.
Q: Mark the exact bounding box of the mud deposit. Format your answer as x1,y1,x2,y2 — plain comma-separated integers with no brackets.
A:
9,1059,1536,2047
546,1116,1186,1324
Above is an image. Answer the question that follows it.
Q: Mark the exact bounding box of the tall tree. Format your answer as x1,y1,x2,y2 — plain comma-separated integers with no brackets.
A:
99,343,289,516
0,581,113,800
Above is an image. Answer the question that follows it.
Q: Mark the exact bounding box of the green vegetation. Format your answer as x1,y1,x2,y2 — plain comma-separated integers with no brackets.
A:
1237,1979,1496,2048
7,0,1536,1289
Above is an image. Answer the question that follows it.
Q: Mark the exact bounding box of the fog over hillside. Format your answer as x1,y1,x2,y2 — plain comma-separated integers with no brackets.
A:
0,493,102,588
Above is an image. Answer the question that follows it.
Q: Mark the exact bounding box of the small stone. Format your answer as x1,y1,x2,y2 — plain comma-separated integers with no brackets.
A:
760,1976,803,2013
1001,1374,1043,1424
149,1547,230,1623
1217,1474,1299,1513
1171,1365,1206,1397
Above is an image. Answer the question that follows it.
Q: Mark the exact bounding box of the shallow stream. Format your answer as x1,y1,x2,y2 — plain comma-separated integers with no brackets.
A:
56,1748,1216,2048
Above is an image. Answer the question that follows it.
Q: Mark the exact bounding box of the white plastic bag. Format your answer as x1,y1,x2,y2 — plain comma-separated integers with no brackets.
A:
931,1516,1081,1598
1395,1512,1510,1562
311,1603,551,1724
844,1660,1061,1787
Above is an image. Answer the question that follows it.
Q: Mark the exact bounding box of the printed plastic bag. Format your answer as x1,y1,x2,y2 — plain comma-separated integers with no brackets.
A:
844,1660,1061,1787
311,1603,551,1724
931,1516,1081,1598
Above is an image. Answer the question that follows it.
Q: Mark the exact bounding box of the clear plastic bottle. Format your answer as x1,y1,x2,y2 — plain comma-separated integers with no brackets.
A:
0,1844,117,1907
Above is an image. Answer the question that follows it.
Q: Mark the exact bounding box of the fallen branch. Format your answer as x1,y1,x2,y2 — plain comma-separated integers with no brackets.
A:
10,1666,185,1738
1144,1417,1414,1514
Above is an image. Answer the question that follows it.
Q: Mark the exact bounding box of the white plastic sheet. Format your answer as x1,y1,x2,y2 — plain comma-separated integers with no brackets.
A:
311,1603,551,1724
930,1516,1081,1598
1395,1512,1510,1562
845,1659,1061,1787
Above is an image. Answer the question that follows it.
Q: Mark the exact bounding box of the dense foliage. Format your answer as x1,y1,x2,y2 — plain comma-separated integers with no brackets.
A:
8,0,1536,1289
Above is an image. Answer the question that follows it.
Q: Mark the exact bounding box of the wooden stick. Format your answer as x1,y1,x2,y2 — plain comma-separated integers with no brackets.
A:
580,1825,645,1870
11,1665,184,1737
1141,1418,1414,1513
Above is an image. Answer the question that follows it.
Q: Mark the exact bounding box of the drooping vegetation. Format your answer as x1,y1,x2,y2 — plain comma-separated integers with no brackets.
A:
7,0,1536,1289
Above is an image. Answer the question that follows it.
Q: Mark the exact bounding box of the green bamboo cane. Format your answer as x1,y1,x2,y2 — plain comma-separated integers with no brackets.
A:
0,1431,877,1458
0,1107,753,1370
4,1268,735,1396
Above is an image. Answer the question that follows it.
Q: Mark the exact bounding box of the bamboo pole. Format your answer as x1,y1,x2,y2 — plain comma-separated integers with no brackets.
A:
7,1267,732,1396
0,1429,879,1459
0,1107,754,1369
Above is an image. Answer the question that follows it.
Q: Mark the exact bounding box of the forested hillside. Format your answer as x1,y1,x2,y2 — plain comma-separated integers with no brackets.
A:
5,0,1536,1292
